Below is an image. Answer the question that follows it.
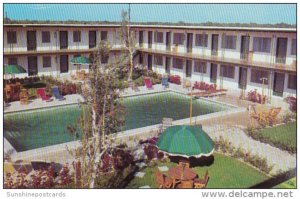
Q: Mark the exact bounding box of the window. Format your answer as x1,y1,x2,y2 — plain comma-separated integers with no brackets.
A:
220,65,235,78
173,33,185,45
7,31,17,44
8,57,18,65
194,61,207,73
288,74,296,90
195,34,208,47
173,58,184,69
101,31,108,41
291,39,296,55
221,35,237,49
43,56,51,68
253,37,271,53
154,32,163,43
154,55,163,65
250,69,269,84
42,31,50,43
73,31,81,42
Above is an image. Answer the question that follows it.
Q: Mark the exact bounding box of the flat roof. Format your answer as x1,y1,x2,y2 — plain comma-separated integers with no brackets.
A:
4,23,296,32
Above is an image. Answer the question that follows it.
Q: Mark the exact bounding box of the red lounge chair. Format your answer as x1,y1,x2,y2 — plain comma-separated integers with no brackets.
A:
144,77,153,89
37,88,52,102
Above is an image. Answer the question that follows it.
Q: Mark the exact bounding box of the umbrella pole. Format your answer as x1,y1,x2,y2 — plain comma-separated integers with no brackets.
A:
189,90,193,125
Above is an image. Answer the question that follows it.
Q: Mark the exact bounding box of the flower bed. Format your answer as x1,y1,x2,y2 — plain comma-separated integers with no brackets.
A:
247,89,267,104
193,81,217,92
168,75,181,85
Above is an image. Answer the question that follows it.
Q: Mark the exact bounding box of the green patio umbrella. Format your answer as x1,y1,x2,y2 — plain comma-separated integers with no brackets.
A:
157,125,214,158
4,64,27,75
70,56,91,65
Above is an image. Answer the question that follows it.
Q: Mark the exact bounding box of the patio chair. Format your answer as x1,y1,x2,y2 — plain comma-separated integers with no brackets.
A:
155,170,173,188
162,77,169,88
194,170,209,188
144,77,153,89
178,180,194,189
36,88,52,102
52,87,66,101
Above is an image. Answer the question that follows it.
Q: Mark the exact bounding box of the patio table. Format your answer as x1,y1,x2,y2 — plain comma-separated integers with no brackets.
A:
168,165,197,181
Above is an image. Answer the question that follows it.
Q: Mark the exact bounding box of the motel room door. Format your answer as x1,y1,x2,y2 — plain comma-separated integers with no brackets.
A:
186,60,192,77
211,34,219,56
27,31,37,51
60,31,68,49
60,55,69,73
139,31,143,47
27,56,38,76
276,38,288,64
166,32,171,51
240,36,250,60
148,54,152,70
148,31,153,48
238,67,248,89
165,57,171,74
210,63,218,83
273,72,285,97
89,31,97,48
186,33,193,53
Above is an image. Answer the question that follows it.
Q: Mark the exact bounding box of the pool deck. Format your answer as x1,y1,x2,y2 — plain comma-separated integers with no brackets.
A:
4,94,85,113
4,82,292,170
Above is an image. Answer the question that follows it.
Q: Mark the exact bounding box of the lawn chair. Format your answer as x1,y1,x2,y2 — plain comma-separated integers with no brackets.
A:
52,87,65,101
144,77,153,89
194,170,209,188
36,88,52,102
155,171,173,188
162,77,169,88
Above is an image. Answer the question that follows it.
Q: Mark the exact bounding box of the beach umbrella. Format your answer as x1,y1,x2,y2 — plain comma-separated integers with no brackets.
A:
70,56,91,74
4,64,27,79
157,125,214,158
70,56,91,65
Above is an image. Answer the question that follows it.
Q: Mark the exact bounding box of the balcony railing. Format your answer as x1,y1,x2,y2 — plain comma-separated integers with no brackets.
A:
211,50,218,56
240,52,249,60
276,57,286,64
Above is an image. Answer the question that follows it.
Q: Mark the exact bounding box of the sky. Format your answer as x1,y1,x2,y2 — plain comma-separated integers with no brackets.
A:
3,4,297,25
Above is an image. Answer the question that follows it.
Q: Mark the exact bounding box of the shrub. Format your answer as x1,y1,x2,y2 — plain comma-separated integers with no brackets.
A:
143,145,158,161
284,96,297,112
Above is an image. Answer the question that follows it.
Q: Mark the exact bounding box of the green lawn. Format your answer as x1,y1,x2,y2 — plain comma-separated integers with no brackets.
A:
256,122,296,153
126,153,270,188
273,178,296,189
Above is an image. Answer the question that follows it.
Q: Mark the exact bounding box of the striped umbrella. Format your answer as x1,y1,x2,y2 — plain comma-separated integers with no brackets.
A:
157,125,214,158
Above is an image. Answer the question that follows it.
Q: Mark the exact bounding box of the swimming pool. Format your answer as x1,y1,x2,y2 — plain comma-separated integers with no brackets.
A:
4,91,232,152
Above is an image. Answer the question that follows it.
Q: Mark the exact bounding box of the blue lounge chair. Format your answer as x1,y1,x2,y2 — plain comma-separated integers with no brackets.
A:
162,77,169,88
52,87,65,100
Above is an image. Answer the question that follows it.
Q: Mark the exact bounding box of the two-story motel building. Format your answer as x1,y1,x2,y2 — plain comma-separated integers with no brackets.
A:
3,23,296,99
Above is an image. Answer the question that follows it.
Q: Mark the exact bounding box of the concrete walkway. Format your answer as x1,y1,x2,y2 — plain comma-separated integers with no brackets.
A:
203,125,296,175
4,94,84,113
